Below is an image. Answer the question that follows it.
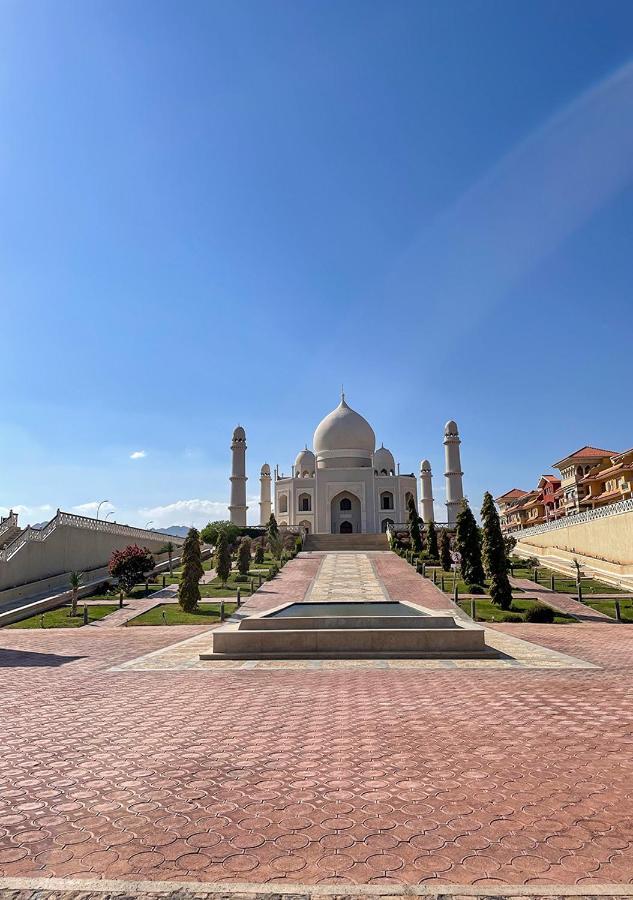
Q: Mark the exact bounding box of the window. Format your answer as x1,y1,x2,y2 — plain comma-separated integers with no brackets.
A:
380,492,394,510
340,497,352,511
298,493,311,512
278,495,288,514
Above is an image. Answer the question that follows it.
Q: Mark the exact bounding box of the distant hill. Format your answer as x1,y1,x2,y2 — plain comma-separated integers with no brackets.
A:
153,525,190,538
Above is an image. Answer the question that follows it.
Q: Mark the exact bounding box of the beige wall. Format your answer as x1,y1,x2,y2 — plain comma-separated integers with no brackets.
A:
515,507,633,587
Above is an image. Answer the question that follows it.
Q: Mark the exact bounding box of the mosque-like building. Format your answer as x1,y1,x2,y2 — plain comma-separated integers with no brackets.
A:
229,394,465,533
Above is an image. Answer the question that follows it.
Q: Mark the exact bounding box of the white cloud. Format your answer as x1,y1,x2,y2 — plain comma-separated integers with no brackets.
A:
138,499,229,528
130,450,147,460
0,504,53,525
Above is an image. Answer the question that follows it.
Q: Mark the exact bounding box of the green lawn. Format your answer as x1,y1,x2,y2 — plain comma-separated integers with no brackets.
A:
516,566,627,595
6,604,118,629
458,598,574,625
127,602,237,626
584,599,633,622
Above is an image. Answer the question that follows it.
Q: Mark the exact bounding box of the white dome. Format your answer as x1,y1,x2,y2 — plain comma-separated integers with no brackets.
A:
420,458,431,471
261,462,270,475
295,447,315,476
374,445,395,474
313,397,375,456
444,420,458,436
233,425,246,441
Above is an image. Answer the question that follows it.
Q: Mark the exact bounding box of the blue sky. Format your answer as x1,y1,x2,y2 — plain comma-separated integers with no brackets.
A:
2,0,633,527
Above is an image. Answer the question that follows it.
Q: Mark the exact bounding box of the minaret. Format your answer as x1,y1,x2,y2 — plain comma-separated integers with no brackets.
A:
420,459,435,523
259,463,272,526
229,425,248,526
444,420,464,525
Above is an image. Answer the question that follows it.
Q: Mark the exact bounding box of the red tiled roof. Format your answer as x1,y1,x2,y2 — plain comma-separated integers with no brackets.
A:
552,446,618,468
495,488,528,502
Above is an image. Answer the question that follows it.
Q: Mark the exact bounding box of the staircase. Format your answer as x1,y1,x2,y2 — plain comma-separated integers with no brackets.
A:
303,533,389,552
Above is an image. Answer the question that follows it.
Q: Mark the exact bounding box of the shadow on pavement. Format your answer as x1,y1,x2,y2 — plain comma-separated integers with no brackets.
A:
0,648,86,667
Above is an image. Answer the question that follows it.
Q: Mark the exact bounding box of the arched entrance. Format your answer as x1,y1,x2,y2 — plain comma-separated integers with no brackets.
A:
330,491,361,534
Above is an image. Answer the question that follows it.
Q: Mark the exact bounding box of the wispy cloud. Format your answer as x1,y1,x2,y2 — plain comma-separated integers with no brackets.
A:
72,501,115,514
0,503,53,525
130,450,147,460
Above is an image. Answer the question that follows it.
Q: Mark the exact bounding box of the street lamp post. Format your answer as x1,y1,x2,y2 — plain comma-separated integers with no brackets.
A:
145,520,154,530
96,500,110,520
105,511,114,521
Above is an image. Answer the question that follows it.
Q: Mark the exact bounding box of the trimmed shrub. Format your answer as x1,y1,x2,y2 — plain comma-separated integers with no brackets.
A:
525,604,555,623
502,613,522,623
233,574,248,583
468,584,485,595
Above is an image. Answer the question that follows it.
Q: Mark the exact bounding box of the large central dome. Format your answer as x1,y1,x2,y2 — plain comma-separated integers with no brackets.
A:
313,396,375,468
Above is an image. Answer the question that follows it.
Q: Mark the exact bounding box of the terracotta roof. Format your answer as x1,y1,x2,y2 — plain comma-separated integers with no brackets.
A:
495,488,528,502
552,446,618,468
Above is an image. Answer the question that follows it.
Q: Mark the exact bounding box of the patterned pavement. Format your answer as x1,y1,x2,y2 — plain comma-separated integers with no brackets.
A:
2,551,633,889
509,577,614,622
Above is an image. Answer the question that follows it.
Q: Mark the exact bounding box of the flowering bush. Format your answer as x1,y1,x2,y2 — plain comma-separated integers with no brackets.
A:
109,545,155,594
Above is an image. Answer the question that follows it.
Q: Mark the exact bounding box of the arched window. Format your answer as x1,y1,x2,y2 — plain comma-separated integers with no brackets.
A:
298,493,311,512
278,494,288,514
381,517,394,532
380,469,388,476
340,497,352,511
299,519,311,533
380,491,394,510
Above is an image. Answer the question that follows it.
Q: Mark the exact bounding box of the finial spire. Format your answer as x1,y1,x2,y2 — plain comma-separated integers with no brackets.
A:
341,383,345,402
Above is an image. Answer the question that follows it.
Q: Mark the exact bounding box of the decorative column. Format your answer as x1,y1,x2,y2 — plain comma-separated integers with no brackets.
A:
444,420,464,525
420,459,435,523
259,463,272,526
229,425,248,526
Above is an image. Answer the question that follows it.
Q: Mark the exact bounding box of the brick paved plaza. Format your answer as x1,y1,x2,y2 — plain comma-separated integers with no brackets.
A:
2,552,633,892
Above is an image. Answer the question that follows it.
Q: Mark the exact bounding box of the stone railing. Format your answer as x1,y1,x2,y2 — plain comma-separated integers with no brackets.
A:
0,510,184,564
0,511,19,537
510,498,633,537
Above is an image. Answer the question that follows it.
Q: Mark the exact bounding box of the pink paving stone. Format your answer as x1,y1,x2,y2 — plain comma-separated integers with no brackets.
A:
3,554,633,886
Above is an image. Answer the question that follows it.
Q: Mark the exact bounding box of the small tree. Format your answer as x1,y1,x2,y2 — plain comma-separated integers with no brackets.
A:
237,537,252,576
455,501,485,588
407,496,423,554
268,530,284,560
439,529,452,572
503,534,517,561
69,570,83,617
200,520,240,547
179,527,203,612
426,520,439,559
267,512,279,541
215,528,232,587
481,491,512,610
254,544,265,565
109,545,155,595
160,540,175,575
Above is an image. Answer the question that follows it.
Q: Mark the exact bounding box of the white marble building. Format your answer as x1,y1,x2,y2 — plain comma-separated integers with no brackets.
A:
229,394,465,533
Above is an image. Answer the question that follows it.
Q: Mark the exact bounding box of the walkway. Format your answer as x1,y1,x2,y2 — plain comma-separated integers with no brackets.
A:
510,576,614,622
91,585,178,628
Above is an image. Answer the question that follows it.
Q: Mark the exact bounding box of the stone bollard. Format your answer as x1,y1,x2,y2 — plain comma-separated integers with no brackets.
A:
470,599,475,620
550,574,555,591
258,574,263,588
510,563,514,577
83,604,88,626
145,579,149,597
453,582,459,603
441,575,445,592
162,609,166,625
422,563,426,578
40,614,45,629
250,577,254,593
220,600,225,622
236,587,241,608
533,567,539,584
162,574,166,588
433,569,437,585
119,591,124,609
615,599,621,622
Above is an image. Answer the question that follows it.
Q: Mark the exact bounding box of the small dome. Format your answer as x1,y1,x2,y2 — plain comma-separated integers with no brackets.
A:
374,445,395,475
444,420,458,436
260,463,270,475
233,425,246,441
420,459,432,471
313,396,375,456
295,447,315,475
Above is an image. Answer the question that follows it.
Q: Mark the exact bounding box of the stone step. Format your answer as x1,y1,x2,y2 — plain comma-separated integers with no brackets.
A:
304,533,389,551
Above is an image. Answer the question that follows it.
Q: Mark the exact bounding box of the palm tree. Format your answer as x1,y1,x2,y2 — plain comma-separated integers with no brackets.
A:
161,541,176,576
69,571,84,617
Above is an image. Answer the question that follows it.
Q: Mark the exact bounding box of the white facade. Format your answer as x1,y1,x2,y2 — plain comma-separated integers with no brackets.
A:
273,395,418,534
